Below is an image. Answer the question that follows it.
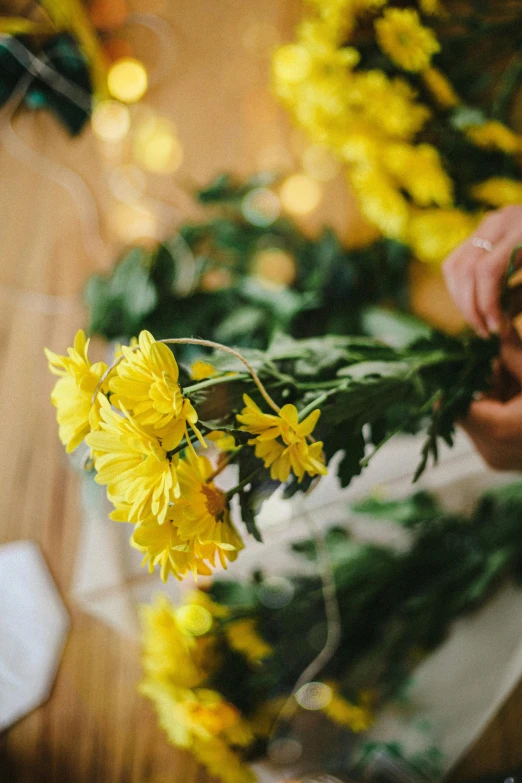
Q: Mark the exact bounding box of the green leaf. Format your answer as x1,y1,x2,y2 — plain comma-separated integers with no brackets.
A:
352,492,442,526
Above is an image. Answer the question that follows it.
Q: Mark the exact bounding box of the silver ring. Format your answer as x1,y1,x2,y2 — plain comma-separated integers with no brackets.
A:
471,237,494,251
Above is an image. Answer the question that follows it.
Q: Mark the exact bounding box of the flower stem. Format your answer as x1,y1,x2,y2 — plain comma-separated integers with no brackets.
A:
184,373,249,395
226,469,261,498
160,338,281,414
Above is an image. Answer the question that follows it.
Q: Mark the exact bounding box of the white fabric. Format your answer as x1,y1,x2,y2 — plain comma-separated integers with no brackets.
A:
71,431,522,776
0,541,69,732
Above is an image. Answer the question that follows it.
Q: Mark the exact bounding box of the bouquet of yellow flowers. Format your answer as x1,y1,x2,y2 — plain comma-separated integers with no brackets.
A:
273,0,522,263
46,323,496,582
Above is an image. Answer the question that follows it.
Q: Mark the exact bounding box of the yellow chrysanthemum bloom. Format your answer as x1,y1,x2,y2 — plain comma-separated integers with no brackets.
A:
131,452,244,581
375,8,440,72
225,619,272,664
407,208,478,264
421,66,459,108
350,167,410,240
191,359,217,381
140,596,256,783
110,330,205,452
470,177,522,207
182,589,230,620
86,395,180,524
171,451,244,561
384,143,453,207
132,517,214,582
465,121,522,155
237,395,327,483
140,595,205,686
45,330,108,453
190,736,257,783
206,430,237,452
321,687,374,732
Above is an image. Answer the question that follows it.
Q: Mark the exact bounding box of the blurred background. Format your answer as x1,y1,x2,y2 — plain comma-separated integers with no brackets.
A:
2,1,522,781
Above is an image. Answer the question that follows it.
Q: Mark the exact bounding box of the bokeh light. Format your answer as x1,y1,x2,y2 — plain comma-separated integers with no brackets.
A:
272,44,312,83
257,144,294,172
267,737,302,765
109,164,147,203
200,267,233,291
112,203,158,243
91,100,131,142
280,174,322,215
108,57,148,104
252,248,296,287
295,682,332,711
176,604,213,636
302,144,341,182
257,576,294,608
133,117,184,174
242,188,281,226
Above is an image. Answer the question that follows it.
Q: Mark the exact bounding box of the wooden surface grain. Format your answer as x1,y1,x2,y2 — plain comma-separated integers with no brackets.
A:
0,1,521,780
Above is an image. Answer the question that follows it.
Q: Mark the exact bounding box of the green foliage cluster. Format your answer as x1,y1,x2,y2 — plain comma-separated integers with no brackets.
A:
86,173,411,352
203,480,522,776
195,328,497,541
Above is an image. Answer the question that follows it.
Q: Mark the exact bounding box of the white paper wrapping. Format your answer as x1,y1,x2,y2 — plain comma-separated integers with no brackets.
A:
0,541,69,732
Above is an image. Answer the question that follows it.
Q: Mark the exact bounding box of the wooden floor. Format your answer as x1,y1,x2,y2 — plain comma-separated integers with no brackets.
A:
1,1,522,781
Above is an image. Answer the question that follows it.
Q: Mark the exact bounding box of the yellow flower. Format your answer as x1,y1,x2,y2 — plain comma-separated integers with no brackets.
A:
45,330,108,453
465,121,522,155
225,619,272,664
110,330,205,452
351,72,430,140
470,177,522,207
384,143,453,207
139,596,256,783
140,682,255,781
421,66,459,108
407,208,478,264
191,736,257,783
321,687,374,732
191,360,217,381
131,451,244,581
132,517,214,582
86,395,180,524
350,167,410,239
237,395,327,482
171,451,244,563
207,430,237,452
140,595,204,686
419,0,446,14
182,589,230,619
375,8,440,72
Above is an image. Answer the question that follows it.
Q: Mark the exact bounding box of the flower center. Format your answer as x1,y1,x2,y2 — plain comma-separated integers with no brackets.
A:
201,484,227,520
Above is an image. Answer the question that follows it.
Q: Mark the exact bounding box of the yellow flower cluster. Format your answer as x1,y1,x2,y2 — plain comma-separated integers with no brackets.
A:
140,595,258,783
46,330,326,580
237,394,327,483
139,593,372,783
272,0,522,263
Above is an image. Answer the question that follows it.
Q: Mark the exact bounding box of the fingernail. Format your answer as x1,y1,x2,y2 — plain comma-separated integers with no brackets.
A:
486,317,500,334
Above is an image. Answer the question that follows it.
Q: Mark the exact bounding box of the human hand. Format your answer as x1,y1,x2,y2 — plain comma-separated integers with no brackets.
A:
442,205,522,338
460,335,522,470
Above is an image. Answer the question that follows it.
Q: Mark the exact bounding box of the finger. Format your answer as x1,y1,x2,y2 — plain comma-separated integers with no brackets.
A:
459,398,507,440
500,334,522,386
443,248,488,336
474,239,516,334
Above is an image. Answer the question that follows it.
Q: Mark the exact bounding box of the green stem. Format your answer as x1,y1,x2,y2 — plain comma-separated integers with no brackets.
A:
298,385,347,422
184,372,250,395
226,469,260,498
